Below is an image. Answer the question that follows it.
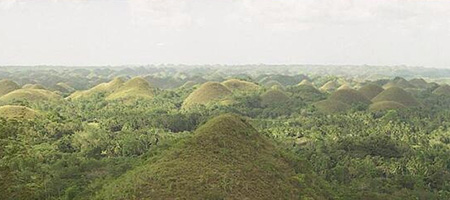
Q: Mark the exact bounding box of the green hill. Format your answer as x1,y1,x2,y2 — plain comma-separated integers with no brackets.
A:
383,77,415,89
22,84,46,90
409,78,428,88
68,77,125,100
369,101,406,112
289,85,325,102
106,77,155,100
0,79,20,97
0,105,40,119
260,89,290,106
182,82,232,108
222,79,260,92
0,89,63,103
320,81,339,92
358,84,384,99
432,84,450,96
263,80,284,90
54,82,75,93
314,99,351,114
372,87,419,107
96,114,330,200
328,89,371,106
337,84,352,90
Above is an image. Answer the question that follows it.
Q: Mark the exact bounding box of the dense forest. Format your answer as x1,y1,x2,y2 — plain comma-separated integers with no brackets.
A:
2,65,450,199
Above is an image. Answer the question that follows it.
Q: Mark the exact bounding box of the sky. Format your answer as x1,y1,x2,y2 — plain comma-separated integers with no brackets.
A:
0,0,450,67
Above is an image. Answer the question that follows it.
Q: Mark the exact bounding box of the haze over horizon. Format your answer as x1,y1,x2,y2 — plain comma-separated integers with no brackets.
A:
1,0,449,67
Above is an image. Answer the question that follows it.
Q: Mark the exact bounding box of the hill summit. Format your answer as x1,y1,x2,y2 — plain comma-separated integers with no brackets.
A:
68,77,125,100
372,87,419,107
328,88,371,106
222,79,260,92
182,82,232,108
96,114,328,199
106,77,155,100
358,84,384,99
0,88,62,103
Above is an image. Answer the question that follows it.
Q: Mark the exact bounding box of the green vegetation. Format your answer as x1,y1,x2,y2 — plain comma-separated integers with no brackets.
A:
2,65,450,200
372,87,419,107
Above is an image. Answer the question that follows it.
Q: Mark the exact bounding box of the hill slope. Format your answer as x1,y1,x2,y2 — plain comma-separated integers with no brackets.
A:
96,114,330,199
433,84,450,96
314,99,351,114
369,101,406,111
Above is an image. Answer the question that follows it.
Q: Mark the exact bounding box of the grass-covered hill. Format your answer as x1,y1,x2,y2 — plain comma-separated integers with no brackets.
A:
68,77,125,100
432,84,450,96
358,84,384,99
337,84,352,90
372,87,419,107
320,81,339,92
314,99,351,114
409,78,428,89
328,89,371,106
369,101,406,112
383,77,415,89
182,82,232,108
222,79,260,92
54,82,75,93
0,88,62,103
263,80,284,89
0,79,20,96
0,105,40,119
96,114,330,200
288,84,325,102
260,89,290,106
106,77,155,100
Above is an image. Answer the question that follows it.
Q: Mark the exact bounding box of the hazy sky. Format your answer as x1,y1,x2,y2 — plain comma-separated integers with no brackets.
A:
1,0,450,67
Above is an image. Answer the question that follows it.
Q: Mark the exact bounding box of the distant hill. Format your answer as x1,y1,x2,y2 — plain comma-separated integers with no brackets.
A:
96,114,330,199
182,82,232,108
0,79,20,97
372,87,419,107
